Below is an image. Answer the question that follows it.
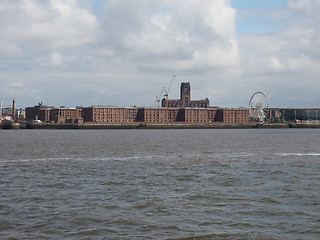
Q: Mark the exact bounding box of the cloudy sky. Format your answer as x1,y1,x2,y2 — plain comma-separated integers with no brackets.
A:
0,0,319,109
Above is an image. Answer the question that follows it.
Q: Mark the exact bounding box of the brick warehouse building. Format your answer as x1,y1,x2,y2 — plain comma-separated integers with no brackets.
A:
26,105,249,124
162,82,209,108
26,104,82,123
215,108,250,123
26,103,54,122
136,107,249,124
133,107,248,124
136,108,181,123
50,107,82,123
82,106,138,124
182,108,208,123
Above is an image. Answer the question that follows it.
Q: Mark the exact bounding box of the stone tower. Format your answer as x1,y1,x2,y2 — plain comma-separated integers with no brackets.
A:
180,82,191,107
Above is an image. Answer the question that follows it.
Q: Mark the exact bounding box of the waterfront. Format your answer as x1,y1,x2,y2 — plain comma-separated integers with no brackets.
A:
0,129,319,239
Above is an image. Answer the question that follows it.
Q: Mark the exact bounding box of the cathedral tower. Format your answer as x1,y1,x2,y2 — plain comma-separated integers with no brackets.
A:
180,82,191,107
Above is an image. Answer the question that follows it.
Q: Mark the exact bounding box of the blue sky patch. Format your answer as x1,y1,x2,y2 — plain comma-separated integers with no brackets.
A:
231,0,288,33
231,0,287,10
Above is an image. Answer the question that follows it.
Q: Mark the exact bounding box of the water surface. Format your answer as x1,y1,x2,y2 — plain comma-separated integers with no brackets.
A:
0,129,319,239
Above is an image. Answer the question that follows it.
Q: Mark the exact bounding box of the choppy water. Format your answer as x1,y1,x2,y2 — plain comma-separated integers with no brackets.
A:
0,129,319,239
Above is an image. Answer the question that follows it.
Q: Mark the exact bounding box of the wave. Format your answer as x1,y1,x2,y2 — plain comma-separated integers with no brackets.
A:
0,155,163,163
275,153,320,156
0,157,75,163
168,232,277,240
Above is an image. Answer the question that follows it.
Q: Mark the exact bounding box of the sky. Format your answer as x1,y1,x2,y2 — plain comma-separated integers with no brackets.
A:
0,0,319,109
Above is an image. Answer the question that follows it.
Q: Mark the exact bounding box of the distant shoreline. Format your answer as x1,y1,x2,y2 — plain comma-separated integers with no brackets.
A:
2,122,320,130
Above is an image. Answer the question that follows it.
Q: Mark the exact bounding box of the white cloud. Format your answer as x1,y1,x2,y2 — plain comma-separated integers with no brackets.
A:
0,0,319,108
269,57,284,72
101,0,239,71
0,0,99,57
235,0,320,107
9,81,25,88
50,51,63,67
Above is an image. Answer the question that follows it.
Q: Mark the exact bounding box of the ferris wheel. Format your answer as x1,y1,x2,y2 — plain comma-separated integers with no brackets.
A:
249,91,270,121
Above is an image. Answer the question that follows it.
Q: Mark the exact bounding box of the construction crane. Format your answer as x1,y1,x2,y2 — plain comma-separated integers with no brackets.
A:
155,86,166,107
164,75,175,108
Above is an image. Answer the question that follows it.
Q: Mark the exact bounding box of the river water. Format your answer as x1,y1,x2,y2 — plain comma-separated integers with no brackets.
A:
0,129,319,239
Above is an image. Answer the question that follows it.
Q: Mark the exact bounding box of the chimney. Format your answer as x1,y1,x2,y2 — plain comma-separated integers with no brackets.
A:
12,99,16,121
